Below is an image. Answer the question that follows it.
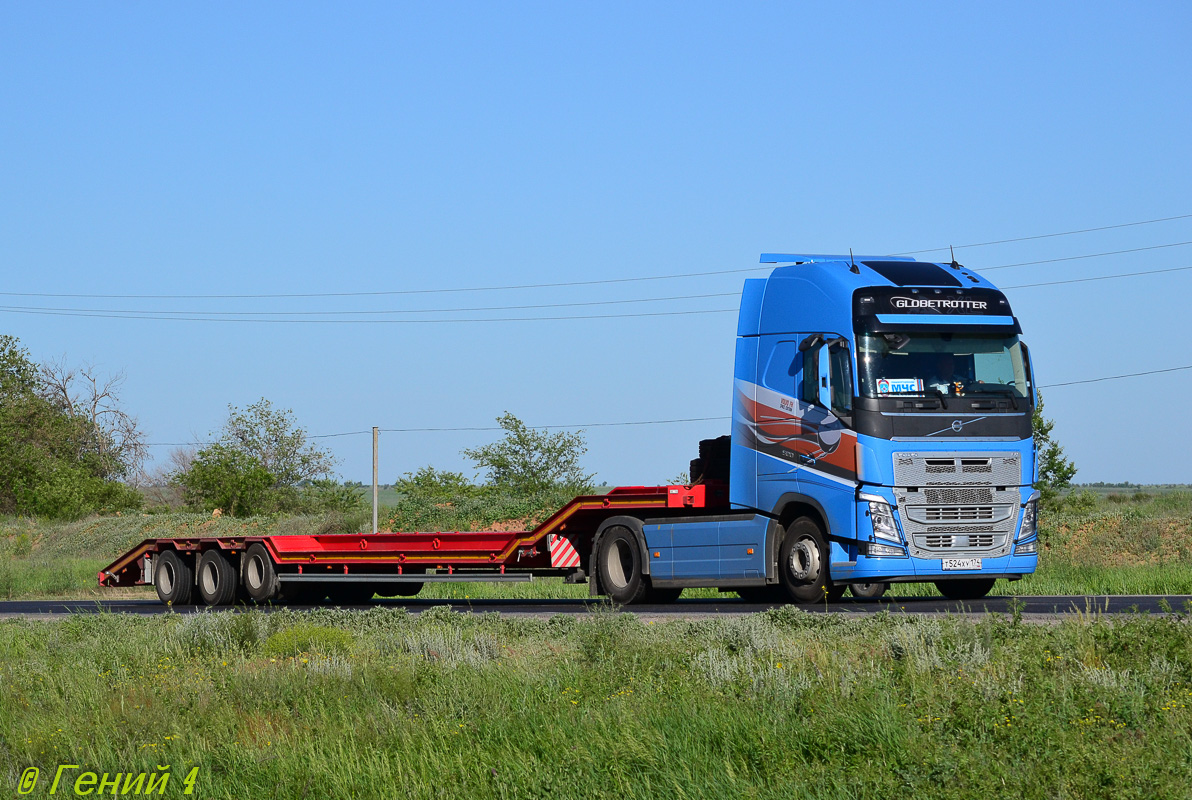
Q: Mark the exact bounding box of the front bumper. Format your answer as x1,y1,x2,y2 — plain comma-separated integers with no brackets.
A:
830,551,1038,584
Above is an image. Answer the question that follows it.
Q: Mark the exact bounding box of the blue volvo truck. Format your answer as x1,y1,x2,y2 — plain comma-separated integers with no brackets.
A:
101,252,1040,607
599,252,1040,603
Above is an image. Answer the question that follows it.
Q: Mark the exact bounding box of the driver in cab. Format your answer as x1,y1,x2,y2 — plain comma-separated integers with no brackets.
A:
925,352,967,395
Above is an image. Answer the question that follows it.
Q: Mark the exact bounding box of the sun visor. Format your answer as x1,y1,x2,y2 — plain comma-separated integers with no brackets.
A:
854,286,1021,334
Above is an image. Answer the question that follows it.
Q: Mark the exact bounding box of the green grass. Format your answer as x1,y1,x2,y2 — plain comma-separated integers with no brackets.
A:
2,492,1191,602
2,609,1191,799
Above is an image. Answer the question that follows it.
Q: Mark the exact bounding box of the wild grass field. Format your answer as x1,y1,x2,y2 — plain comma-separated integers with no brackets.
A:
2,607,1191,799
1,491,1191,601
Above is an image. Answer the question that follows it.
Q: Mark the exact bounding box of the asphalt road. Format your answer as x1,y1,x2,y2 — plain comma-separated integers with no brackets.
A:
1,595,1188,620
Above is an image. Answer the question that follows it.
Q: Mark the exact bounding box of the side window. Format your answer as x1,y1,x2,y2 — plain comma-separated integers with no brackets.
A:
801,345,820,406
829,342,853,415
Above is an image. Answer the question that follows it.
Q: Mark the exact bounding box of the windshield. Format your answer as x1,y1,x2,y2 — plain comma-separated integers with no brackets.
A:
857,332,1032,400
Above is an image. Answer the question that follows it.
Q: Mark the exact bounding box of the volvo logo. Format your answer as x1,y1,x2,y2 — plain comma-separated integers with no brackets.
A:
950,420,964,433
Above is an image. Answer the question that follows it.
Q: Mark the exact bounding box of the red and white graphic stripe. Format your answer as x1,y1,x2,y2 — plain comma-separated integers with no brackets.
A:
548,534,582,568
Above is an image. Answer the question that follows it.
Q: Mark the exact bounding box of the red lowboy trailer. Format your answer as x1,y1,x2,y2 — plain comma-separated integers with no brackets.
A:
99,483,729,606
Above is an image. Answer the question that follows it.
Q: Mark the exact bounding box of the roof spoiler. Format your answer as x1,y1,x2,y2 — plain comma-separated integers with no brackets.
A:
759,253,916,264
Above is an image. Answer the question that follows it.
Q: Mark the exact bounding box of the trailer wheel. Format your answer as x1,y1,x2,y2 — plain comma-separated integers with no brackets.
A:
243,543,280,602
777,517,834,604
596,526,648,605
934,578,996,600
849,582,888,601
197,549,238,606
154,549,194,606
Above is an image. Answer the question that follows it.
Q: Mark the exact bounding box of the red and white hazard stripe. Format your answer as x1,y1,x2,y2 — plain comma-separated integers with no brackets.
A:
548,533,582,568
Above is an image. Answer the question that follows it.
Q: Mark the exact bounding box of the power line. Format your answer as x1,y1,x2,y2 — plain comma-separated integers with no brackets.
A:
4,213,1189,301
4,258,1187,324
1041,364,1192,388
0,267,774,301
142,365,1192,447
142,416,730,446
0,306,740,324
1002,264,1192,289
981,241,1192,271
894,212,1192,256
0,291,739,318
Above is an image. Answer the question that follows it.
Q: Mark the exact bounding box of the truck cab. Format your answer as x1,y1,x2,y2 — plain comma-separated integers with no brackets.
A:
727,254,1039,600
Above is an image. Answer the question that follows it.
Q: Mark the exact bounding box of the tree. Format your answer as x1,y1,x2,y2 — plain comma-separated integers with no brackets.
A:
173,398,339,515
219,399,336,488
1033,391,1077,509
37,357,147,484
175,443,275,517
0,337,142,519
462,412,595,495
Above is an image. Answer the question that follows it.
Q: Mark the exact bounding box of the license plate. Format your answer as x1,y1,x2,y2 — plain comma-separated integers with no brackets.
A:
942,558,982,571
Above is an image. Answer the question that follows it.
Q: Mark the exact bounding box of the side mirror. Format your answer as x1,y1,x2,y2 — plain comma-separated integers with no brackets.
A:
799,333,823,353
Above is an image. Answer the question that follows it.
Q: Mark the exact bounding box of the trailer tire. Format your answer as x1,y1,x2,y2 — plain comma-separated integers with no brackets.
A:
197,549,238,606
849,582,888,601
595,526,649,605
243,543,281,602
777,517,834,604
154,549,194,606
934,578,996,600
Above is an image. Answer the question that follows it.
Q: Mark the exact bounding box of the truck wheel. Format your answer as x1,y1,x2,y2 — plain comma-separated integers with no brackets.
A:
154,549,194,606
243,543,281,602
596,526,648,605
777,517,834,604
197,549,238,606
935,579,996,600
849,582,888,601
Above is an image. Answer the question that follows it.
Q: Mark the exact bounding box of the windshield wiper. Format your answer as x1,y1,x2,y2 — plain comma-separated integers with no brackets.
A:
964,384,1019,410
884,389,948,409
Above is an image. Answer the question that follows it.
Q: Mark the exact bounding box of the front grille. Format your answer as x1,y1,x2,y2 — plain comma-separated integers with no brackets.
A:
921,533,999,549
925,488,994,504
893,452,1022,487
924,505,995,521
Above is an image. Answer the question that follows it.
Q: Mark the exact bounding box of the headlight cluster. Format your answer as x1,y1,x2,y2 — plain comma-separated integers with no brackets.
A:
1015,499,1039,555
868,500,901,542
1019,500,1038,540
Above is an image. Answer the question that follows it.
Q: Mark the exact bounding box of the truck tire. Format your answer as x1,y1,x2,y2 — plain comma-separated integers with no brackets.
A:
777,517,835,604
196,549,238,606
689,458,704,483
849,582,888,601
595,526,649,605
154,549,194,606
935,579,996,600
243,543,281,602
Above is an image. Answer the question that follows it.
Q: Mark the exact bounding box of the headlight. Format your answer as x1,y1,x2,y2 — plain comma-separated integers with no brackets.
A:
1019,499,1038,541
1014,539,1037,555
868,500,901,542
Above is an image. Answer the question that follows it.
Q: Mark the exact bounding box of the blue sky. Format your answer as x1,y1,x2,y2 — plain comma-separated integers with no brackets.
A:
2,2,1190,485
